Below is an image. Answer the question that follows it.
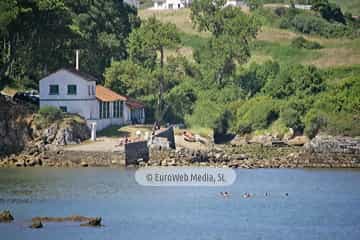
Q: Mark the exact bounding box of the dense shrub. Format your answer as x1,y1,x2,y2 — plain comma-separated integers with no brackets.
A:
165,80,197,123
304,75,360,137
280,107,304,132
213,110,233,141
291,36,322,49
304,109,327,138
311,0,346,24
185,97,223,129
235,96,279,134
263,64,325,99
237,60,280,96
289,13,357,38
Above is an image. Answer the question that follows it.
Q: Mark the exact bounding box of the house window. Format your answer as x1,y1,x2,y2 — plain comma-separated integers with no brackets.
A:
88,86,91,96
67,85,77,95
113,101,123,118
168,4,173,9
99,101,110,119
92,86,95,96
60,106,67,113
49,85,59,95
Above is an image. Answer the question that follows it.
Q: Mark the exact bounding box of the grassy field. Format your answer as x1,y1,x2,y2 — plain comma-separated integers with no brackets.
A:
139,8,360,69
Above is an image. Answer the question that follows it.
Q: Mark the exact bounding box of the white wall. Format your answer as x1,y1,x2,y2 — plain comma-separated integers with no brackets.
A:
225,0,246,7
39,69,97,119
153,0,184,9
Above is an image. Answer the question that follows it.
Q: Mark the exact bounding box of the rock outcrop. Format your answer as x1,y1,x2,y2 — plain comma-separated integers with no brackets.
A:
0,210,14,222
33,117,90,146
306,135,360,154
29,220,43,229
0,94,34,157
0,94,90,160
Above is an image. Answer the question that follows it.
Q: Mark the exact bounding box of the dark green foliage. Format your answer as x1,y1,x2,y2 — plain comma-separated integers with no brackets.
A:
304,75,360,137
0,0,137,88
191,0,260,88
280,107,304,132
164,80,197,123
237,60,280,96
234,96,279,134
304,109,327,138
273,4,358,38
312,0,346,24
263,65,325,99
213,110,233,142
291,36,322,49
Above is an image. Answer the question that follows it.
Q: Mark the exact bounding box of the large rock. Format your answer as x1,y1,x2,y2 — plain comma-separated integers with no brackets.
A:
306,135,360,154
29,220,43,229
249,134,273,146
41,118,90,146
0,210,14,222
0,94,33,157
287,136,310,146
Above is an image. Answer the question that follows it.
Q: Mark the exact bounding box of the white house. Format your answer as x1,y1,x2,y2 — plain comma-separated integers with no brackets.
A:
39,68,145,131
152,0,245,10
152,0,189,10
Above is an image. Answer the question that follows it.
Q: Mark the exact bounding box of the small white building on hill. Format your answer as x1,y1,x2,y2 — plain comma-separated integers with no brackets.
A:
152,0,190,9
151,0,245,9
39,68,145,131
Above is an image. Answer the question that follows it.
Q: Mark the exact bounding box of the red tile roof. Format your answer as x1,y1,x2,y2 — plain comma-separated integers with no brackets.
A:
96,85,127,102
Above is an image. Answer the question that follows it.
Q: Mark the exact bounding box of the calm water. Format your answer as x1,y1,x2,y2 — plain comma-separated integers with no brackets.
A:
0,168,360,240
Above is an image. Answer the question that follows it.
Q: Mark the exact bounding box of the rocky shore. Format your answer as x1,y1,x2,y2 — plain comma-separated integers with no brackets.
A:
1,94,359,169
0,135,359,169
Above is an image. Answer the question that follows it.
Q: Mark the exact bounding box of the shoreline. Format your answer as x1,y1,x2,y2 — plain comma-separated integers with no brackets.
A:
1,145,359,169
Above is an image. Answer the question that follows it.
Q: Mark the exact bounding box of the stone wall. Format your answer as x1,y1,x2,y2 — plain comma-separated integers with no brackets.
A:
42,150,125,167
124,141,149,165
154,126,176,149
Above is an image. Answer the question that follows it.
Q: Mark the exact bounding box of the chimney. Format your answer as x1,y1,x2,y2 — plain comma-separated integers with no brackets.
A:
75,50,79,70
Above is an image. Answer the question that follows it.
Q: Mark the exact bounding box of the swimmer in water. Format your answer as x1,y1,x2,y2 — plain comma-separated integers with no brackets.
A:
220,192,230,198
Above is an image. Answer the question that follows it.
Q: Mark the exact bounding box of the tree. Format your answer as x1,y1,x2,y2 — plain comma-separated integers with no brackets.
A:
104,60,153,97
191,1,260,86
0,0,138,89
127,16,181,121
0,0,74,88
66,0,139,79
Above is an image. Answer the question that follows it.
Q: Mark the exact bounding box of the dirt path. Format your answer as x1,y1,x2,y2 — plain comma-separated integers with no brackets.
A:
64,137,124,152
